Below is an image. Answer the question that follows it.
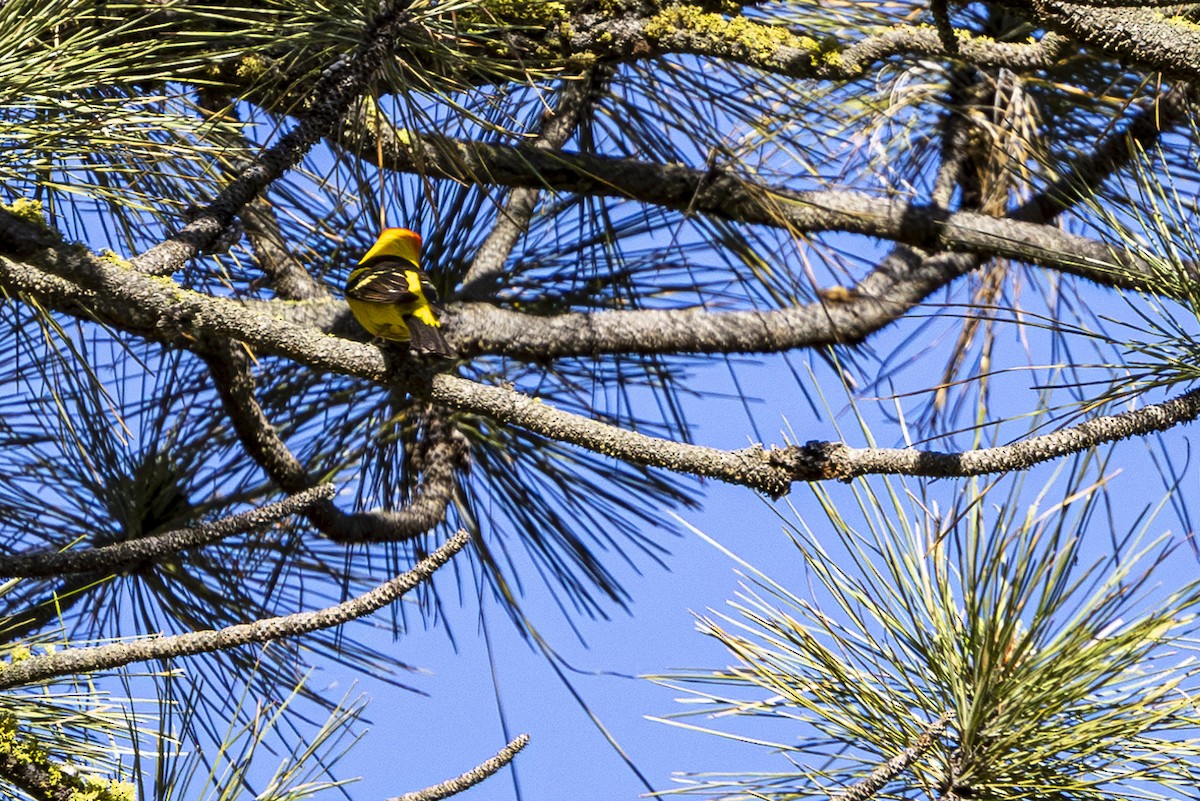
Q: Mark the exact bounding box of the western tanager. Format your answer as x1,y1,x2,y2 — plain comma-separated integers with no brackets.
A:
345,228,453,356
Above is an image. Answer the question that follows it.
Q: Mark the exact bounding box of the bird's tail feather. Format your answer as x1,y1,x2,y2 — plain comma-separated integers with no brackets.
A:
406,316,455,357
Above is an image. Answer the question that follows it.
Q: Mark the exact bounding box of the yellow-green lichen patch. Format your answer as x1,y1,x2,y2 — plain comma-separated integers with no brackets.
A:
1163,13,1200,32
645,5,822,68
0,714,132,801
464,0,568,25
71,777,138,801
0,714,135,796
99,250,132,269
5,646,31,664
4,198,48,229
235,54,270,82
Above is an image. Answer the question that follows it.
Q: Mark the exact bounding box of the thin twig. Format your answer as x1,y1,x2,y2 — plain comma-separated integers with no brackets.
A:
0,484,336,577
387,734,530,801
929,0,959,56
829,712,953,801
0,532,469,689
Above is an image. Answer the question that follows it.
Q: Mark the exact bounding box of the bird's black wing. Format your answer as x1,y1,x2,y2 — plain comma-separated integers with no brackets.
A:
345,257,420,304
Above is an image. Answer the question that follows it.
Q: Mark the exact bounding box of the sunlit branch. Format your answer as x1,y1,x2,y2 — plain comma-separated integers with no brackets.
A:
829,712,953,801
0,485,336,578
430,373,795,497
0,208,1123,366
773,386,1200,481
571,12,1069,78
387,734,530,801
1026,0,1200,77
6,219,1197,496
1,206,964,365
433,374,1200,492
0,228,388,379
128,0,417,275
346,125,1170,292
447,249,968,356
0,532,470,690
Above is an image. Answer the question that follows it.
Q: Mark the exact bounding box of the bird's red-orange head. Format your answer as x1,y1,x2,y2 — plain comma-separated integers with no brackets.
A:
359,227,422,266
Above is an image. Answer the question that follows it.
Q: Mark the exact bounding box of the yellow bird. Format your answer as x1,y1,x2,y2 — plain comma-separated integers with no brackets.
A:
345,228,454,356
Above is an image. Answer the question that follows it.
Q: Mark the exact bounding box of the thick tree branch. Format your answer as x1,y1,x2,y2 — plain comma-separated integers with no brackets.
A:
446,248,969,356
429,373,797,496
388,734,529,801
0,236,387,378
0,208,955,364
563,10,1070,78
3,218,1196,498
1023,0,1200,77
0,532,469,689
345,125,1170,293
0,485,335,578
246,247,966,357
432,375,1200,492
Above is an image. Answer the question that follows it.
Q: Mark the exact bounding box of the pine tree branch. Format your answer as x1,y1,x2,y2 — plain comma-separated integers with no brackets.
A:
561,11,1070,78
202,342,457,543
0,736,87,801
769,386,1200,481
431,374,1200,493
0,532,469,689
0,485,335,578
343,125,1175,292
1023,0,1200,77
128,0,417,275
5,219,1198,495
446,247,967,357
829,712,953,801
387,734,529,801
0,208,965,363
